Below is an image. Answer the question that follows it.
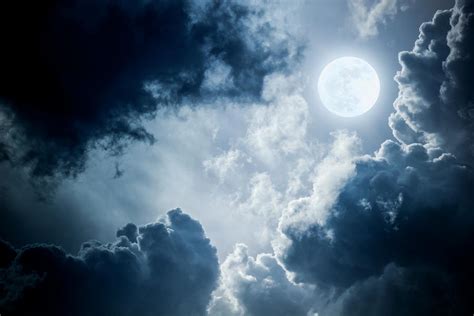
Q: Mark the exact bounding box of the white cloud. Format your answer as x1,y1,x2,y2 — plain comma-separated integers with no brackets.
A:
349,0,399,39
208,243,315,316
204,149,247,183
234,173,283,246
279,130,361,232
201,57,235,93
244,93,310,166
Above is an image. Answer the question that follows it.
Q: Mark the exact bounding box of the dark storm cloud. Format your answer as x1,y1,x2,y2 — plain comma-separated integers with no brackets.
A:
282,140,474,314
0,209,219,316
278,0,474,314
0,0,299,177
116,223,138,243
390,0,474,162
322,264,458,316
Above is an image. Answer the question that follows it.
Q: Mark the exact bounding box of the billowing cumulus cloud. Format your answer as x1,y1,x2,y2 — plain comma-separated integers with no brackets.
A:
280,139,474,313
208,243,315,316
390,1,474,162
0,209,219,316
0,0,301,177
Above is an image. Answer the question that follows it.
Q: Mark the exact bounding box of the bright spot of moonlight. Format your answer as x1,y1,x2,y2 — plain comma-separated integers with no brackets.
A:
317,57,380,117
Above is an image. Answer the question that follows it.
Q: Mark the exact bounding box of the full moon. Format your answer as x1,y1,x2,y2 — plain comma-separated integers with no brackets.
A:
317,57,380,117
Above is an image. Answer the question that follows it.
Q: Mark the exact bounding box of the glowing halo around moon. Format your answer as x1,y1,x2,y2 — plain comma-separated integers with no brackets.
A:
317,57,380,117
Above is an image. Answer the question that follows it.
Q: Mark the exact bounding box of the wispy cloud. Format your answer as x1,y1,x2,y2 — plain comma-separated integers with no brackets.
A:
349,0,399,39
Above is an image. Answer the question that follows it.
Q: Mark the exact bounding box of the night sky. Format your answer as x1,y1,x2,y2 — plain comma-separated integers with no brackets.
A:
1,0,473,315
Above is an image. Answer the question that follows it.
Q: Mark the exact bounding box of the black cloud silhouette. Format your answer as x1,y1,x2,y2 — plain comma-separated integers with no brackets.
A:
323,264,458,316
0,209,219,316
0,0,299,177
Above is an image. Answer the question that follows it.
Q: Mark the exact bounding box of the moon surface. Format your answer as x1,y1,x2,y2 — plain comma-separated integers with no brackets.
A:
317,57,380,117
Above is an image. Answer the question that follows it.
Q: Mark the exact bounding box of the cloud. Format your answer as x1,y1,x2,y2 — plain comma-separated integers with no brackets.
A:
0,0,302,178
234,173,283,246
5,1,474,314
204,149,247,183
349,0,399,39
279,135,474,314
275,1,474,313
201,57,235,93
0,68,320,256
208,243,315,316
321,264,458,315
281,138,473,282
0,209,219,316
280,131,361,231
390,2,474,162
244,92,309,167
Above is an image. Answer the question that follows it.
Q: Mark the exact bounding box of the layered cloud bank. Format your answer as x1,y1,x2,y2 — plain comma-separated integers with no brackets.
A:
0,209,218,316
